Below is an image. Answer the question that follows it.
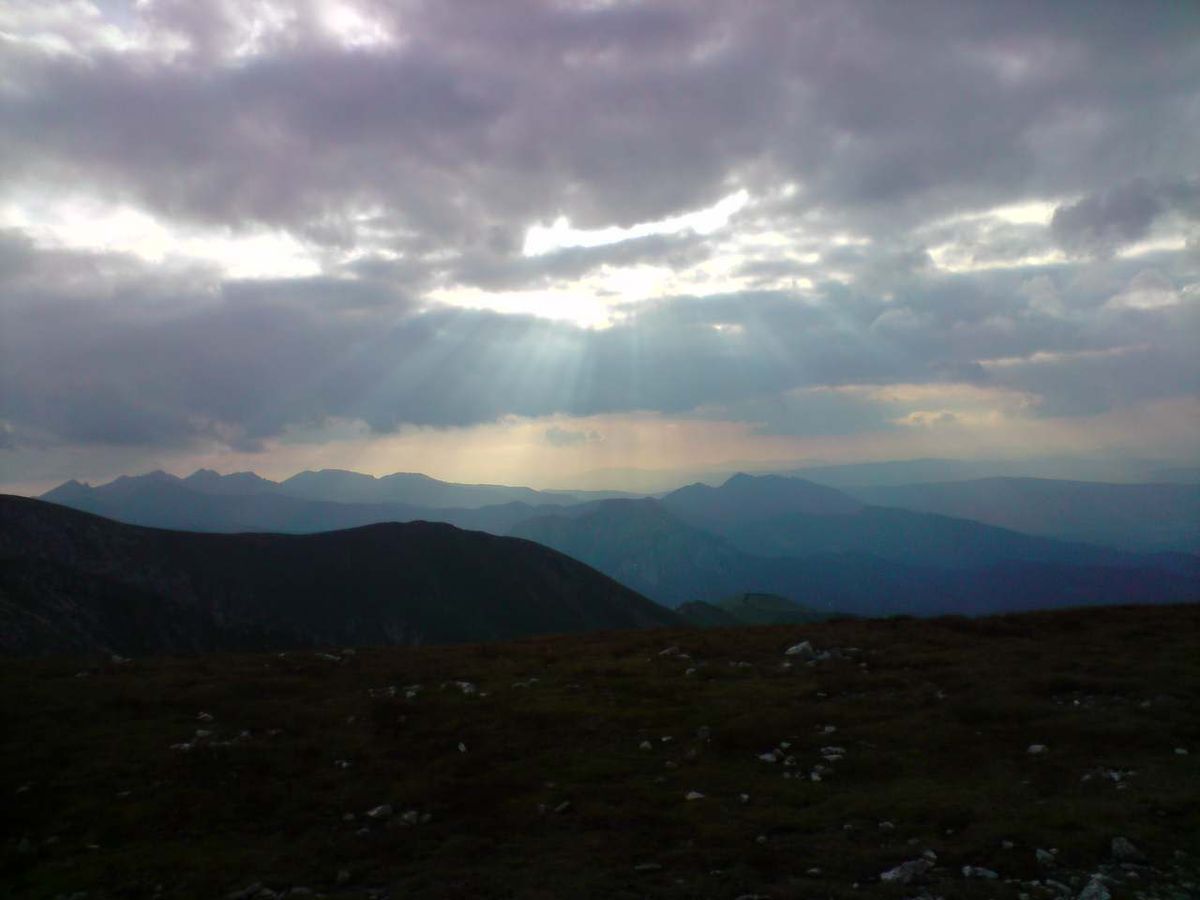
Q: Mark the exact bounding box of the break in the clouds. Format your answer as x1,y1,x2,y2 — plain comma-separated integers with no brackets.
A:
1,0,1198,489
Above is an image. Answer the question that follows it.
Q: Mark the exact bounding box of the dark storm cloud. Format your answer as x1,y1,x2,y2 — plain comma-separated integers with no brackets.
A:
1051,179,1200,255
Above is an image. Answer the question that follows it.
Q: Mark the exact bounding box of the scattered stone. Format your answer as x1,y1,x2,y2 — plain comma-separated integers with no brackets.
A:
785,641,816,659
1028,744,1048,755
738,793,750,804
334,760,352,769
553,801,571,814
685,790,705,800
758,751,779,763
806,867,822,876
633,863,662,873
1111,836,1145,863
1175,747,1188,756
880,859,932,884
195,729,212,739
1077,877,1111,900
365,804,392,820
755,835,767,845
197,712,214,722
1001,840,1015,850
659,646,681,656
458,742,467,753
639,740,653,751
227,884,263,900
314,653,341,663
879,821,895,832
963,866,999,879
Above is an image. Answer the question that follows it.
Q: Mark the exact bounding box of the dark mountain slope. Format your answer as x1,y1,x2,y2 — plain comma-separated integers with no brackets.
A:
663,473,1151,567
510,498,1200,615
848,477,1200,553
663,473,863,527
0,495,679,656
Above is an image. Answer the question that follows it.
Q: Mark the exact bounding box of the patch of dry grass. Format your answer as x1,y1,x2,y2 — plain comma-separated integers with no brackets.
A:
2,604,1198,898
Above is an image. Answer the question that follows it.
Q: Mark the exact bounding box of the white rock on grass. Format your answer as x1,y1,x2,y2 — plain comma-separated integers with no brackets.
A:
784,641,816,659
962,866,999,879
1027,744,1048,754
365,804,392,820
1077,877,1112,900
879,859,932,884
1110,836,1144,863
684,791,705,800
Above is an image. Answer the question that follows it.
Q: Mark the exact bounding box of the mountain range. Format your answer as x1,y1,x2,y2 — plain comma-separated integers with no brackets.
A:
19,467,1199,647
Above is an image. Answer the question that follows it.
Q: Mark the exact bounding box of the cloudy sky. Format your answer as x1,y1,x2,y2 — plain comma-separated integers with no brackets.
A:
1,0,1198,492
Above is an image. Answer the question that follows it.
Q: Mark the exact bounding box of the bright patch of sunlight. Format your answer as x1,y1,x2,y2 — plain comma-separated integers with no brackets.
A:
523,190,749,256
1,196,321,279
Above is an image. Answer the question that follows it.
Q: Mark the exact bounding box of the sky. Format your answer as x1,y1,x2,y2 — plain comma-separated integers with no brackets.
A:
1,0,1198,493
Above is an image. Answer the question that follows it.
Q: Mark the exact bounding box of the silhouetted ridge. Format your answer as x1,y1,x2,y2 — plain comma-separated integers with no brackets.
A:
0,495,679,656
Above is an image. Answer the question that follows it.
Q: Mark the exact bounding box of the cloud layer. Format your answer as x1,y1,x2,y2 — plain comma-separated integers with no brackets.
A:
1,0,1198,484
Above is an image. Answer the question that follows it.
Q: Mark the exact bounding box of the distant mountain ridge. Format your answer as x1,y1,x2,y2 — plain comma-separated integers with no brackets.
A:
33,468,1200,622
0,495,679,656
849,477,1200,553
44,468,635,512
509,490,1199,615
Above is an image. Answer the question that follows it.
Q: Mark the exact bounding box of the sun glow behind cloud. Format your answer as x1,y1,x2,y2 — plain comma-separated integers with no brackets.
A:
0,195,322,279
523,190,749,256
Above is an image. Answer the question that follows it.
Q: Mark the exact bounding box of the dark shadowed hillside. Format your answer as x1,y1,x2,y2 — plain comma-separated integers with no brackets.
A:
0,496,679,656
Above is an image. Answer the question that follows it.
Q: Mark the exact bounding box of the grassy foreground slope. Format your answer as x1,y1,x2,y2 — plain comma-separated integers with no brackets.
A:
2,605,1198,899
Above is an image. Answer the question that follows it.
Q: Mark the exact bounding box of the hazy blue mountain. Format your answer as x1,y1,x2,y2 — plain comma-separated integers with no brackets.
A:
41,476,562,535
508,497,1198,615
662,473,862,527
182,469,280,495
675,600,742,628
779,457,1192,488
0,495,679,656
42,469,633,519
850,478,1200,553
277,468,622,508
712,592,833,625
661,473,1132,568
